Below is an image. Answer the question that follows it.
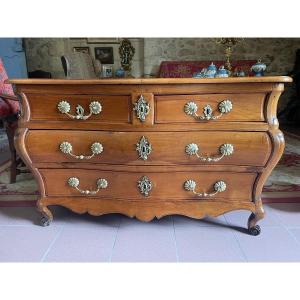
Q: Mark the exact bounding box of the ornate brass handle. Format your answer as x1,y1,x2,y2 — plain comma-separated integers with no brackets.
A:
184,99,233,120
185,143,234,162
57,100,102,120
133,95,150,122
60,141,103,160
68,177,108,195
184,180,227,197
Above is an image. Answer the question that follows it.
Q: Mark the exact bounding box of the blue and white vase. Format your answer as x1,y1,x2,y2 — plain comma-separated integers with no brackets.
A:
215,65,229,78
115,68,125,78
204,62,217,78
235,70,245,77
251,59,266,76
193,68,207,78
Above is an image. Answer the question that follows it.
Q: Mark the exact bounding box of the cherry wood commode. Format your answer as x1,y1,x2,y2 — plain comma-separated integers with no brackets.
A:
10,77,292,235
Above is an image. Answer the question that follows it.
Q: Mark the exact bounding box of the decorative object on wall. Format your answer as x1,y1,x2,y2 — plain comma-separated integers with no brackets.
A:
102,65,113,78
251,59,267,76
94,47,114,64
73,47,90,54
87,38,120,44
119,38,135,77
215,38,244,75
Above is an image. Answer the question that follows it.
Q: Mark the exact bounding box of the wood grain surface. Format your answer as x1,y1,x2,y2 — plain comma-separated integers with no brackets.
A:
12,77,290,231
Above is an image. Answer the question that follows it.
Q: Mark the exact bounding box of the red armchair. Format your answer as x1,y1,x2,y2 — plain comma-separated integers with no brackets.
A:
0,57,21,183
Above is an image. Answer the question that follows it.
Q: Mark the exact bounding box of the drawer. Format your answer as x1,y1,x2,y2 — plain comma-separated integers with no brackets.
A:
40,169,256,202
26,130,271,166
155,93,266,123
25,94,131,124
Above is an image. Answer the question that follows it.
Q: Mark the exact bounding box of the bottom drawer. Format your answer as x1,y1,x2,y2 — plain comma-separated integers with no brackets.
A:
40,169,256,202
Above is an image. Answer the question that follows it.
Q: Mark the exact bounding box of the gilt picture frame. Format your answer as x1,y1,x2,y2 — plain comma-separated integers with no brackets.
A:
87,38,120,44
94,47,114,64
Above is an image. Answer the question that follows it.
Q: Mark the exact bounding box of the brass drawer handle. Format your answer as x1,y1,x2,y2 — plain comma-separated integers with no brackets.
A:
133,95,150,122
68,177,108,195
185,143,234,162
60,142,103,160
57,100,102,120
184,99,232,120
184,180,227,197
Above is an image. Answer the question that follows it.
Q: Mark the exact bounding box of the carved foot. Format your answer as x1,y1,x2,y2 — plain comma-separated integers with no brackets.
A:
40,216,52,227
248,224,261,236
247,212,263,236
37,203,53,227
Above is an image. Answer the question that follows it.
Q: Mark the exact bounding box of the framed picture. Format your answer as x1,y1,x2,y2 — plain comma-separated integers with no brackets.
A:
94,47,114,64
87,38,120,44
73,47,90,54
102,65,113,78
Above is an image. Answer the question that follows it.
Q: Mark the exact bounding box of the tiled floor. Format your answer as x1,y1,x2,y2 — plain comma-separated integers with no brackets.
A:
1,203,300,262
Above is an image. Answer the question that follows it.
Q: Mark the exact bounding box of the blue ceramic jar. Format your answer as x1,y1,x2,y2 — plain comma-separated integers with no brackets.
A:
204,62,217,78
215,65,229,78
251,59,266,76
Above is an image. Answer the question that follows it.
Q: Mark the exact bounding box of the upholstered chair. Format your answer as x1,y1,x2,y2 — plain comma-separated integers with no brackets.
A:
0,57,21,183
61,52,101,79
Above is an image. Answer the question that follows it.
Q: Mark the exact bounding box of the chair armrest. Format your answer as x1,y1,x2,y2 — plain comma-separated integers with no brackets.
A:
0,93,19,102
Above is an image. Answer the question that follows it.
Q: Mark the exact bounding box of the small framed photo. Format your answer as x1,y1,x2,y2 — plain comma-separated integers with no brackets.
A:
73,47,90,54
95,47,114,64
102,65,113,78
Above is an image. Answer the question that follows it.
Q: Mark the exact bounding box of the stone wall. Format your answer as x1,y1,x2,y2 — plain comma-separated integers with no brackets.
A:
25,38,300,78
24,38,300,111
142,38,300,111
143,38,300,77
24,38,144,78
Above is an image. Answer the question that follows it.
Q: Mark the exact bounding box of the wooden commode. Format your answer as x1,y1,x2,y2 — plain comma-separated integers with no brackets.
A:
10,77,292,235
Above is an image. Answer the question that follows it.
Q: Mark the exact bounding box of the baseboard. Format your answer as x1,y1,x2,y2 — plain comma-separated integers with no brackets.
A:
282,130,300,140
0,159,11,174
262,197,300,203
0,200,36,207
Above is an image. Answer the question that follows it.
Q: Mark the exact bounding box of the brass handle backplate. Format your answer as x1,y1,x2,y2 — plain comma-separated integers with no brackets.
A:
68,177,108,195
184,99,233,120
60,141,103,160
184,180,227,197
57,100,102,120
185,143,234,162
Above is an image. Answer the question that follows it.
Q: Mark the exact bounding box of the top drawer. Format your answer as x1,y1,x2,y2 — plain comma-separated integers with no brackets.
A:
155,93,266,123
25,94,131,124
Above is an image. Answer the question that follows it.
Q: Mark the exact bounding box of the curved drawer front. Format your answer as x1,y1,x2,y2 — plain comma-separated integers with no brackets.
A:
155,93,266,123
26,130,271,166
25,94,130,124
40,169,256,202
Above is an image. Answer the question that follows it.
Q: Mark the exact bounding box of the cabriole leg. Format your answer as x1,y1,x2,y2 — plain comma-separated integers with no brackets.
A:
37,203,53,227
247,201,264,236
